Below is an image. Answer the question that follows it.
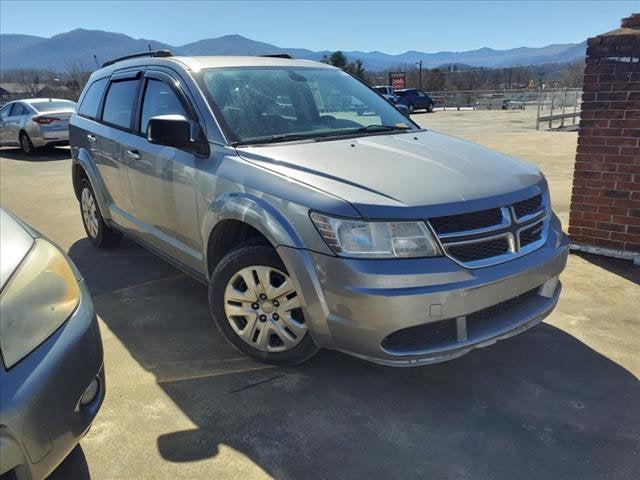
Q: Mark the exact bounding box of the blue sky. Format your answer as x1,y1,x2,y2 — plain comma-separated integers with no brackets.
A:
1,1,637,53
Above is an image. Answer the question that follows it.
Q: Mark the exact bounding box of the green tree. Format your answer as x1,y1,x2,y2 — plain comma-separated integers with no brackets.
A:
322,51,367,82
323,51,348,68
344,59,367,82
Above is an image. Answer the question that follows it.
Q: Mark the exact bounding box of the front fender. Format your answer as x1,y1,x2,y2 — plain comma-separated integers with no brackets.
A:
201,192,305,254
72,148,111,221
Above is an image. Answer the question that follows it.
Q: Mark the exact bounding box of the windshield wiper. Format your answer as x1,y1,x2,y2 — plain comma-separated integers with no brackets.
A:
232,132,320,146
232,125,414,147
356,124,412,133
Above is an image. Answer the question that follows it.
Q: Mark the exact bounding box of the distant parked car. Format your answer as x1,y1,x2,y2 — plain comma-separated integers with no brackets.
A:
0,208,104,480
373,85,396,101
394,89,435,113
0,98,76,154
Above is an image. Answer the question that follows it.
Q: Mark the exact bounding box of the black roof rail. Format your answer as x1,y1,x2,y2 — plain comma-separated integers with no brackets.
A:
101,49,174,68
260,53,293,59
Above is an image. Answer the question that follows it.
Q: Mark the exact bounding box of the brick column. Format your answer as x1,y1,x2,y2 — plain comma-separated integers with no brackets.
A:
568,13,640,263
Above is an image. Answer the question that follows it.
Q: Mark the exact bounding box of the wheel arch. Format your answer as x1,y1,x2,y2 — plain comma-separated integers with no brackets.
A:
71,150,112,220
202,192,305,278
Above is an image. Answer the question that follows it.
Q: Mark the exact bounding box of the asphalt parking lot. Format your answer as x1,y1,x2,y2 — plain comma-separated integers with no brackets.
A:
1,110,639,480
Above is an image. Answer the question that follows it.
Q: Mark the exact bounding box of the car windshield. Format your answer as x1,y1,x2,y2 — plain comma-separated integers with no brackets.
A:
30,100,76,112
197,67,416,145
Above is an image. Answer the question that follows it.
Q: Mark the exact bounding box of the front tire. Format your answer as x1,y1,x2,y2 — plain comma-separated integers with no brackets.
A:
209,243,319,365
408,104,415,114
19,131,35,155
427,102,434,113
79,178,122,248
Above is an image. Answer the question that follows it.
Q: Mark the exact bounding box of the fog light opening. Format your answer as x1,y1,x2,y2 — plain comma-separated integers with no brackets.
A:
80,378,99,406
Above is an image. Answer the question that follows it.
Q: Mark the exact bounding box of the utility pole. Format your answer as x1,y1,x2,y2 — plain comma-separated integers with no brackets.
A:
416,60,423,90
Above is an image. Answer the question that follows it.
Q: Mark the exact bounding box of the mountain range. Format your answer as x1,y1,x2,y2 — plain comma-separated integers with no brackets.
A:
0,28,587,72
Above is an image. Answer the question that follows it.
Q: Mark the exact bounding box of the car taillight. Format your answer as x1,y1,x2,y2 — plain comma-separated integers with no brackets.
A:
33,116,60,124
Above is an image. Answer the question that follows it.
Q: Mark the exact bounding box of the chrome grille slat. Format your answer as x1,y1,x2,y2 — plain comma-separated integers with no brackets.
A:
427,193,548,268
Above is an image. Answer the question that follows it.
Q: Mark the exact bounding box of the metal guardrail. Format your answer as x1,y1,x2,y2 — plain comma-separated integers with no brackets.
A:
535,88,582,130
426,88,582,130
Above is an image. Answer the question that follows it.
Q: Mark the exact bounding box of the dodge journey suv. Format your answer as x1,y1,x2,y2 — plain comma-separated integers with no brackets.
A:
69,50,568,366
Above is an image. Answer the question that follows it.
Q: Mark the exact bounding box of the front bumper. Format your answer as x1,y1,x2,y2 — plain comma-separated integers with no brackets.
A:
278,214,569,366
0,280,104,480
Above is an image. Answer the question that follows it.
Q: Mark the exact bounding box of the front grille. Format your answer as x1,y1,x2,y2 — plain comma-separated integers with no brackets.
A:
428,193,547,267
430,207,503,235
513,194,542,219
381,318,456,353
520,222,544,248
467,288,539,324
446,237,510,262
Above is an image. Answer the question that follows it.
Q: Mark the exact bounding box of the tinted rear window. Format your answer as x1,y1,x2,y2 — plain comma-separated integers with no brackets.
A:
78,78,108,119
102,79,139,129
31,100,76,112
10,103,30,116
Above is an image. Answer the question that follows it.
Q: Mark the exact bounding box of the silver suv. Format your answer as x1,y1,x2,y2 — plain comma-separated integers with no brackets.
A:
69,51,568,366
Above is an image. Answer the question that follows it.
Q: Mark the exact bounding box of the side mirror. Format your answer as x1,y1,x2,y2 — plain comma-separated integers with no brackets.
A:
147,115,191,149
394,103,411,118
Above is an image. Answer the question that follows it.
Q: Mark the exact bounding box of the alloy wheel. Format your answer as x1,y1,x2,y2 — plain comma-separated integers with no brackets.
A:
224,265,307,352
81,187,99,238
20,133,33,154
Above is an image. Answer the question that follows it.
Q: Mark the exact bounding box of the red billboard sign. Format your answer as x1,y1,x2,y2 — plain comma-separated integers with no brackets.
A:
389,72,406,90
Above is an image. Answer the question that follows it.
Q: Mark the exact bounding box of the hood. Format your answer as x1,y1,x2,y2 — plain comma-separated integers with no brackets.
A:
0,209,35,289
236,130,545,219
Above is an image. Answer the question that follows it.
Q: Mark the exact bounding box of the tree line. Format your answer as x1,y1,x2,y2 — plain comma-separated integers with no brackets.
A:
321,50,585,91
1,54,585,105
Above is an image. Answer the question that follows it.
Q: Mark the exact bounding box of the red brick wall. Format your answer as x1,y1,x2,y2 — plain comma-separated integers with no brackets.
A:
568,14,640,255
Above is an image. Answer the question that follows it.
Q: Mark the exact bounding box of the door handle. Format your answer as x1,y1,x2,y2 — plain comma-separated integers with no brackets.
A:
125,149,141,160
86,134,97,143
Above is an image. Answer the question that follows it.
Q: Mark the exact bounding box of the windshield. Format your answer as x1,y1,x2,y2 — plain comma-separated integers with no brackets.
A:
31,100,76,112
197,67,416,145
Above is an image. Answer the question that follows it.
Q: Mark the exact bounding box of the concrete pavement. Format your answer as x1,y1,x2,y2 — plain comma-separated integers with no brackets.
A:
0,109,638,479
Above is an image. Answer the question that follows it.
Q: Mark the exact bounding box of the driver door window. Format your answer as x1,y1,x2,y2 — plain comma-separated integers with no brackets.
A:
139,79,188,134
0,104,13,120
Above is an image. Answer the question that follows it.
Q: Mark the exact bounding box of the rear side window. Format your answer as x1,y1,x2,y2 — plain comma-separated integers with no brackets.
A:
102,79,139,129
140,79,188,134
78,78,108,119
11,104,30,116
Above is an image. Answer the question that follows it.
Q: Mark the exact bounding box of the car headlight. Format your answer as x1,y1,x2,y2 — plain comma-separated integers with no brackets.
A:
1,239,80,369
310,212,442,258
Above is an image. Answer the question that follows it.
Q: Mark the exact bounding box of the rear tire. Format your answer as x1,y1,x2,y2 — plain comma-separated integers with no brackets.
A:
408,104,415,114
209,243,319,365
19,131,35,155
427,102,434,113
79,178,122,248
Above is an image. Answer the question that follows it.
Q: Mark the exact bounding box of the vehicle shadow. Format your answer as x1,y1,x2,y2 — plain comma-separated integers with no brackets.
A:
47,444,90,480
0,146,70,162
573,251,639,286
67,238,640,480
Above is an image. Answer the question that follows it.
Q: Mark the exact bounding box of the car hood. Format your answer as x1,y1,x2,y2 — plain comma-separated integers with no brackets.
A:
0,209,35,289
236,130,545,219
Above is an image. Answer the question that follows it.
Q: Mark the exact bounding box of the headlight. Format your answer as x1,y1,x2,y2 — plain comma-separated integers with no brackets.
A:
1,239,80,368
310,212,442,258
